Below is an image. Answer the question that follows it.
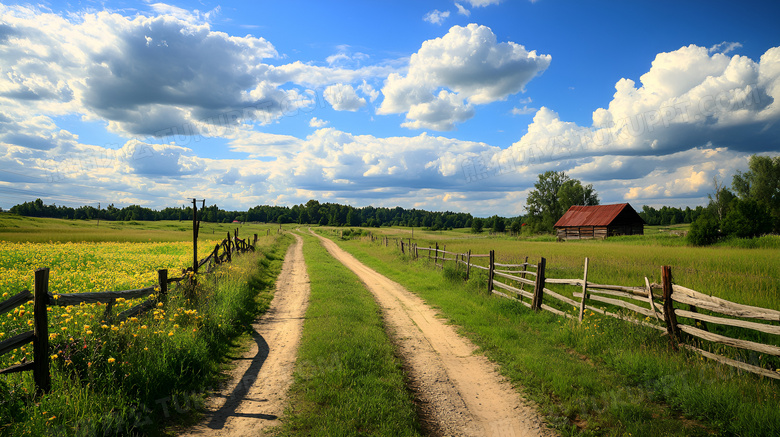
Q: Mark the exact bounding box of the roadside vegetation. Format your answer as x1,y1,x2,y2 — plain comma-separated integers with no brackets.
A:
323,230,780,436
273,232,421,436
0,220,291,436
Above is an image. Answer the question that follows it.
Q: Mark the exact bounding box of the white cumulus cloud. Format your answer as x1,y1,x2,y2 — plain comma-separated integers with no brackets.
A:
324,84,367,111
378,23,551,130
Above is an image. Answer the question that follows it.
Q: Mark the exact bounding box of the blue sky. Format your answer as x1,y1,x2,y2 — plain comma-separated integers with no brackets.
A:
1,0,779,216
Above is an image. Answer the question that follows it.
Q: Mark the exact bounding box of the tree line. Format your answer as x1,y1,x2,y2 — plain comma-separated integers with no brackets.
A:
688,155,779,245
8,198,478,230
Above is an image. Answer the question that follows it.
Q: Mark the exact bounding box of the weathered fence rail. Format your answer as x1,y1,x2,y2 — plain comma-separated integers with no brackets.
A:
0,228,259,394
387,239,780,380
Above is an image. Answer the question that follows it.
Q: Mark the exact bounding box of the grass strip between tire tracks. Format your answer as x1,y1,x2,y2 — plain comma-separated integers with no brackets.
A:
273,232,421,436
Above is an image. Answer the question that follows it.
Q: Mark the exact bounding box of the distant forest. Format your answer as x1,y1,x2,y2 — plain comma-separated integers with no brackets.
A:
8,198,702,230
9,199,475,230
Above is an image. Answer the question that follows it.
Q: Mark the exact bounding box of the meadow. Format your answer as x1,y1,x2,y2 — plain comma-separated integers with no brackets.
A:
352,225,780,310
0,214,291,436
324,228,780,436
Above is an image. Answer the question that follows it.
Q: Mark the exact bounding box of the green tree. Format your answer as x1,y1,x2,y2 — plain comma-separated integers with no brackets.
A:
525,171,598,233
490,215,506,233
471,218,484,234
708,176,736,222
688,212,720,246
557,179,599,213
721,199,773,238
732,155,780,232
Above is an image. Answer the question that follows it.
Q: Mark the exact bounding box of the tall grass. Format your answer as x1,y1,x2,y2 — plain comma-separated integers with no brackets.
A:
347,226,780,311
0,234,292,436
274,233,421,436
327,234,780,436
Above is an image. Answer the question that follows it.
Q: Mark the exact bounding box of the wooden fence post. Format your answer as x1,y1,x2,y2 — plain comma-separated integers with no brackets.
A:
466,250,471,280
487,250,495,293
434,243,439,265
192,200,199,277
33,268,51,395
531,258,546,311
401,240,405,254
578,258,589,322
443,245,446,267
254,234,258,245
662,265,680,345
102,299,115,322
519,256,528,292
645,277,660,320
158,269,168,302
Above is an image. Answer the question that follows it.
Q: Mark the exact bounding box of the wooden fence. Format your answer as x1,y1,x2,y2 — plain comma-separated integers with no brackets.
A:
394,242,780,381
0,228,259,394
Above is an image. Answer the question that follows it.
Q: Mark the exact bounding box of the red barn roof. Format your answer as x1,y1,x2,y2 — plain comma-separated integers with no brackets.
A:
554,203,643,228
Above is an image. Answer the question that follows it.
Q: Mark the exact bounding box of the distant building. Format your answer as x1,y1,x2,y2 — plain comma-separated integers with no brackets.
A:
554,203,644,241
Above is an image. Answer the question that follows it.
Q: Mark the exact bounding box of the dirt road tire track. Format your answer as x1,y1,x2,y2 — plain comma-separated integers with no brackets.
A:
313,231,554,437
180,234,310,437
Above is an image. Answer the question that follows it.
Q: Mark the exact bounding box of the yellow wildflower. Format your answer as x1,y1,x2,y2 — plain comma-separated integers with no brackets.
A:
107,357,116,364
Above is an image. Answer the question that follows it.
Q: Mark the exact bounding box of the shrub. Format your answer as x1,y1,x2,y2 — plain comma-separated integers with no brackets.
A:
688,214,720,246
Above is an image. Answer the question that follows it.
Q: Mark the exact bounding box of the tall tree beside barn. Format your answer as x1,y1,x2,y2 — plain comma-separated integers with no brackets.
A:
732,155,780,233
525,171,599,233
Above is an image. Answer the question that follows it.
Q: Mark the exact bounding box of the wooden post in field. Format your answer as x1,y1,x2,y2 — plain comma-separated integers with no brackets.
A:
267,229,270,236
158,269,168,302
662,265,680,345
531,258,546,311
519,256,528,292
213,244,221,264
434,243,439,265
401,240,405,254
192,199,198,276
466,250,471,280
254,234,258,245
487,250,495,293
578,258,589,322
33,268,51,395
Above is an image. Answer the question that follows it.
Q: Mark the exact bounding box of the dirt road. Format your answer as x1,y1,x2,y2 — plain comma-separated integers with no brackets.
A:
180,234,310,437
313,232,554,437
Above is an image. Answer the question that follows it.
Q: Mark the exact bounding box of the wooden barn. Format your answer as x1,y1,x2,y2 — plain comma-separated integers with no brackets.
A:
554,203,644,241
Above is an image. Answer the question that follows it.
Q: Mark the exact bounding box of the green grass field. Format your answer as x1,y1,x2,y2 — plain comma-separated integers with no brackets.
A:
322,230,780,436
339,225,780,311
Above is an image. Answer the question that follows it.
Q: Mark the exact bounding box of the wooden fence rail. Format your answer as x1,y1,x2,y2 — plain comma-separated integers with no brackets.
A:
384,237,780,381
0,228,258,394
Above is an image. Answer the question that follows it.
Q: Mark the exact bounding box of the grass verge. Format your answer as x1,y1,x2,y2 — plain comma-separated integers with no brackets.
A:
325,233,780,437
0,234,292,436
273,232,421,436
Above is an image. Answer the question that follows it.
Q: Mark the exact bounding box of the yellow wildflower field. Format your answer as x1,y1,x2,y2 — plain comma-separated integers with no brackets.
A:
0,239,220,368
